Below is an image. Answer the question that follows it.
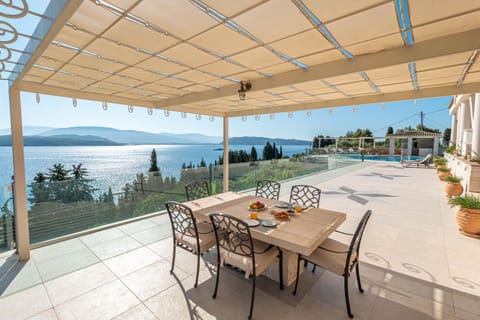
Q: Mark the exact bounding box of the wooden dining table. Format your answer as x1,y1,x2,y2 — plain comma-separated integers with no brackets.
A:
184,191,346,285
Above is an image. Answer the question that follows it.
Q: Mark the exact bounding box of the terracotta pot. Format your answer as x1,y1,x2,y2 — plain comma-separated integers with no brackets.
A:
445,182,463,198
436,164,447,170
456,208,480,236
437,171,451,181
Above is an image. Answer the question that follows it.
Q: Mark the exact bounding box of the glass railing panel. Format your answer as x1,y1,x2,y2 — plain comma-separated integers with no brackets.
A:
0,183,15,253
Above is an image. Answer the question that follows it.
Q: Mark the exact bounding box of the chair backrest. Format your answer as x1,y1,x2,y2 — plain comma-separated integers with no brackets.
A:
185,180,210,201
421,153,432,164
165,201,199,243
344,210,372,275
255,180,281,200
209,213,254,259
290,185,321,208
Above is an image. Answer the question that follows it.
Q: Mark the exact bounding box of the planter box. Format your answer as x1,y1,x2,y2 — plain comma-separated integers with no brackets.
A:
445,154,480,193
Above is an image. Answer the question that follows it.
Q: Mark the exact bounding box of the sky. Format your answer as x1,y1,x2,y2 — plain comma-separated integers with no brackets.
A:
0,79,452,140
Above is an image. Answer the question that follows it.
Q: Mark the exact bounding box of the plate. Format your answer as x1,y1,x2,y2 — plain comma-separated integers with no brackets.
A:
274,202,291,209
244,219,260,227
261,220,277,227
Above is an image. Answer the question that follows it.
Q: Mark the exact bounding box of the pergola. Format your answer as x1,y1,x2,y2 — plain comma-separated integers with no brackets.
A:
3,0,480,259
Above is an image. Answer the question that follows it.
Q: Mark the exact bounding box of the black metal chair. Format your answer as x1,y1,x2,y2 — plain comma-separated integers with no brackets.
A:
165,201,215,288
255,180,281,200
293,210,372,318
185,180,210,201
290,184,321,208
209,213,284,320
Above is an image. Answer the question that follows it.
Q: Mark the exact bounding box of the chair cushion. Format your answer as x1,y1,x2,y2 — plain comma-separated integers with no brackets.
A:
220,240,277,278
175,221,215,253
303,238,356,276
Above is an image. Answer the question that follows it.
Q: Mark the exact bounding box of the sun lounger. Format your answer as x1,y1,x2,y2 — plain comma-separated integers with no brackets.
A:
400,153,432,167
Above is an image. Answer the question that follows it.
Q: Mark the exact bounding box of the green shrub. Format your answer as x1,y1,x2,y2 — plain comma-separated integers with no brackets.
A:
449,195,480,209
442,175,462,183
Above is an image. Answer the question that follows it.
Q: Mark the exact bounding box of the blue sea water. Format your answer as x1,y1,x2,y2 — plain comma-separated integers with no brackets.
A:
0,144,310,207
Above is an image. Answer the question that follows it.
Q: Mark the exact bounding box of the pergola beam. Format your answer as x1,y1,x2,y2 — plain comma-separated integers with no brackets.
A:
154,28,480,110
15,81,227,117
225,81,480,117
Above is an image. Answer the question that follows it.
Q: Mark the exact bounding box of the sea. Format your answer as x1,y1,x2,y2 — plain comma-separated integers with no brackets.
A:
0,144,309,208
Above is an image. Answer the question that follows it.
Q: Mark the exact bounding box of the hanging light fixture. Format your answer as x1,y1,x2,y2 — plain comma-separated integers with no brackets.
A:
241,115,247,122
255,114,260,121
35,93,40,103
381,102,386,111
209,116,215,122
147,108,153,116
72,98,77,107
306,110,312,117
413,99,417,108
269,114,275,120
196,114,201,120
352,105,358,113
128,105,134,113
328,108,333,115
102,101,108,110
164,109,170,117
288,112,293,118
181,112,187,119
237,81,252,101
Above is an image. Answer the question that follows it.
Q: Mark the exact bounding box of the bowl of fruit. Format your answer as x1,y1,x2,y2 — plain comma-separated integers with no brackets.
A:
248,200,266,211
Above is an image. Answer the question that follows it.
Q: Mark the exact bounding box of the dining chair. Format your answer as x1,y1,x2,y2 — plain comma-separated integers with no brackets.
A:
255,180,281,200
290,184,321,208
293,210,372,318
185,180,210,201
165,201,215,288
209,213,284,320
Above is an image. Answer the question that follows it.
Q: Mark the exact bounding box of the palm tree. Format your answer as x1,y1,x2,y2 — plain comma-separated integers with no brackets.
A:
72,163,88,179
47,163,70,181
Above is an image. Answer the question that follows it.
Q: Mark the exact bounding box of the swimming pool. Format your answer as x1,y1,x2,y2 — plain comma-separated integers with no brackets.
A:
334,154,423,162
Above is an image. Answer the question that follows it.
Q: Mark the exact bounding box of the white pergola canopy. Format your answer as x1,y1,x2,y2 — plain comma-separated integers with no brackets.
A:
5,0,480,117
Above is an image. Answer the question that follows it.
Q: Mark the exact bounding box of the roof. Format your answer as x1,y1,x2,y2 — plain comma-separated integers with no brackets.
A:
4,0,480,117
387,131,443,138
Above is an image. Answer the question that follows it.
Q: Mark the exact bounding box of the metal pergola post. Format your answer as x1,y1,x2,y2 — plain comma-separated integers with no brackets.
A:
223,116,229,192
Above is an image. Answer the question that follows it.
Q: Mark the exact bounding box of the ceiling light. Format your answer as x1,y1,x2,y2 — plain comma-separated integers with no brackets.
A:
238,81,252,101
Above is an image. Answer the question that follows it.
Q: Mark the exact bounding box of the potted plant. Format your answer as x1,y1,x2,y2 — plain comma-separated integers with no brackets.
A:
434,158,447,169
442,176,463,198
437,167,451,181
449,195,480,237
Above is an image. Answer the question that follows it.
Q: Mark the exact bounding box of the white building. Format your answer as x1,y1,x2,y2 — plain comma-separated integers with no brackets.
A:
449,94,480,157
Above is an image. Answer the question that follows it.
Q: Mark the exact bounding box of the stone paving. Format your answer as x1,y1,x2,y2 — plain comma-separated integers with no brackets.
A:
0,161,479,319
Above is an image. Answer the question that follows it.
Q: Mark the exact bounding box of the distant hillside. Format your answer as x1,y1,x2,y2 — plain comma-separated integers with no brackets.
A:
227,136,310,145
38,126,221,144
0,135,122,146
0,126,53,136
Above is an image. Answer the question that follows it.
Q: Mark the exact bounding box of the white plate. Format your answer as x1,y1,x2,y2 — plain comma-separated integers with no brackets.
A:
261,220,277,227
244,219,260,227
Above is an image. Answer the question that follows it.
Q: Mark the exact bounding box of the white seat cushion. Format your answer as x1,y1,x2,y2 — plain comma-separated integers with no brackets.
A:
175,221,215,253
220,240,277,278
303,238,356,276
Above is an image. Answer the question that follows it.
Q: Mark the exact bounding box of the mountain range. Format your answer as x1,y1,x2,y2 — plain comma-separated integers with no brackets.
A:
0,126,310,146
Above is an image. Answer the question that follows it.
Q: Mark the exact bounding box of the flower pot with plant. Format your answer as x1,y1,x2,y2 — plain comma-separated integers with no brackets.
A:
434,158,447,169
449,195,480,237
437,167,451,181
442,176,463,198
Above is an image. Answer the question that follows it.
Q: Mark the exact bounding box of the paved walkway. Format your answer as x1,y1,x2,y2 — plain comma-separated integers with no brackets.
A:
0,161,479,319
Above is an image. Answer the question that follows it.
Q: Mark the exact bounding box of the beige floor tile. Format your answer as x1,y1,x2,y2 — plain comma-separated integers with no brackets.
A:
44,262,116,306
147,238,174,258
104,246,161,277
55,280,139,320
147,214,169,226
144,284,199,320
87,235,143,260
31,239,86,263
79,228,126,248
128,224,171,245
0,284,52,320
118,220,158,235
121,259,189,301
1,260,42,296
27,309,58,320
112,303,157,320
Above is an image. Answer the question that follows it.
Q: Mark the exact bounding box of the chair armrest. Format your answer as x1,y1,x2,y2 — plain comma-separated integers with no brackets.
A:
334,230,353,236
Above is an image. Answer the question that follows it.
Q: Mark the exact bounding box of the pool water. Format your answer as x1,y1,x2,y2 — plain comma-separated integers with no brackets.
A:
334,154,423,162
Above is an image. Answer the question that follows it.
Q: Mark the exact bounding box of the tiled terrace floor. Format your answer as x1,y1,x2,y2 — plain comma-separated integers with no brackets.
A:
0,161,479,319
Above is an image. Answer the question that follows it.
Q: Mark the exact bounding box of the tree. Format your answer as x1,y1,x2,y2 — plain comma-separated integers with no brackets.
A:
72,163,88,179
386,127,394,135
47,163,70,181
250,146,258,162
199,158,206,167
149,148,159,172
443,128,451,145
279,146,283,158
263,142,275,160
